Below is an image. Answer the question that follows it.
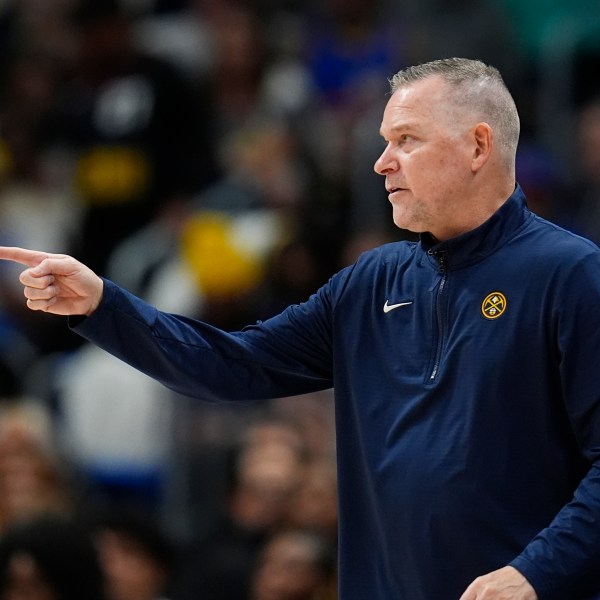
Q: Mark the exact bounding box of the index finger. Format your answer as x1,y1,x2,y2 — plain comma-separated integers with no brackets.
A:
0,246,50,268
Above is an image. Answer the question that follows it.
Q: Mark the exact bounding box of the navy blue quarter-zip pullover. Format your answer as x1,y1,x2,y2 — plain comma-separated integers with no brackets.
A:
73,186,600,599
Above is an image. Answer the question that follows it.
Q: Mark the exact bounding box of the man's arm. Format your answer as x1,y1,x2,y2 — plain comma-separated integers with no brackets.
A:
1,245,335,401
71,278,334,401
0,246,104,316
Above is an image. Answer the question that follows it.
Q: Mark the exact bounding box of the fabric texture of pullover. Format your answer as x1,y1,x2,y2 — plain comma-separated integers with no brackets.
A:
73,186,600,599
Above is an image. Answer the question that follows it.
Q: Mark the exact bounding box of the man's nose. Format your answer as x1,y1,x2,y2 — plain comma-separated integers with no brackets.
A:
374,145,397,175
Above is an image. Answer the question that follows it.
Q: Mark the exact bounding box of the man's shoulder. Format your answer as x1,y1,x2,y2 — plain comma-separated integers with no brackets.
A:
353,239,419,267
522,213,600,259
514,214,600,289
327,240,418,300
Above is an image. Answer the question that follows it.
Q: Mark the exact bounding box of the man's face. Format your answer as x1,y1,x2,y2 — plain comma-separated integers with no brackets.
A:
374,76,475,240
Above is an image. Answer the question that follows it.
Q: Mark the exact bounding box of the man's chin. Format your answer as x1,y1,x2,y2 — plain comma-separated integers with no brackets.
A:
392,212,421,234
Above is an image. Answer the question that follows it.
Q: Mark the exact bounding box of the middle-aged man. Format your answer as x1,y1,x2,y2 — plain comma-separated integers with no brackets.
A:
2,58,600,599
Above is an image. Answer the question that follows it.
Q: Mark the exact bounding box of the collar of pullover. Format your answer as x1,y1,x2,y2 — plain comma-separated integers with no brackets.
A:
419,184,532,270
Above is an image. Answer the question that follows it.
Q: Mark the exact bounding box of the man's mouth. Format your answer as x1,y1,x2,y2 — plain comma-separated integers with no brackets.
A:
387,186,405,195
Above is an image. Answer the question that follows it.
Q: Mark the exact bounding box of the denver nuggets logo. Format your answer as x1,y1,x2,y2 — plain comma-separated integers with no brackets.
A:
481,292,507,320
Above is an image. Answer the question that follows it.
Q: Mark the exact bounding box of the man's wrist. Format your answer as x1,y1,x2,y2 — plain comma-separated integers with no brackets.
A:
86,276,105,316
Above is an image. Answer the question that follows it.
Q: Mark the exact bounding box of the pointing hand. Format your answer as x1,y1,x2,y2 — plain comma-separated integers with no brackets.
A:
0,246,104,316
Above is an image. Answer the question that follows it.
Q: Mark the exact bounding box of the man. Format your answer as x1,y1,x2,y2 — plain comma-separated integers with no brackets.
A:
1,58,600,599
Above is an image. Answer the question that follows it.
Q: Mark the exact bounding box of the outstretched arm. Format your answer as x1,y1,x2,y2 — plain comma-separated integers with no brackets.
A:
0,246,104,316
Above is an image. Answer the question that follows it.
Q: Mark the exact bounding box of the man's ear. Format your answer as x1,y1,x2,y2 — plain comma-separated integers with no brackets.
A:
471,122,493,172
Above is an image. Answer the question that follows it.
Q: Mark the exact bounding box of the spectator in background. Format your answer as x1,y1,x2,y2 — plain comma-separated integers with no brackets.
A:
180,116,318,329
250,528,337,600
304,0,406,113
284,459,337,543
0,49,83,356
512,140,570,226
54,343,174,518
566,97,600,244
268,395,338,542
0,515,106,600
0,401,75,535
170,419,307,600
252,238,325,321
298,0,413,265
0,316,36,399
56,0,217,276
204,2,270,137
92,510,176,600
268,392,336,461
195,118,310,217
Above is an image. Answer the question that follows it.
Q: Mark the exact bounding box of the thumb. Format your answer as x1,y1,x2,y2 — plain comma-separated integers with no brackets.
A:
32,255,83,278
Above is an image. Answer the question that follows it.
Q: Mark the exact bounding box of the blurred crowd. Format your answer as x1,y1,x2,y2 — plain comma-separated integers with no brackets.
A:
0,0,599,598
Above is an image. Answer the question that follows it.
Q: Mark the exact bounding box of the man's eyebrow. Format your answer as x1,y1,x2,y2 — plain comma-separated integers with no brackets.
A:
390,122,418,132
379,123,418,138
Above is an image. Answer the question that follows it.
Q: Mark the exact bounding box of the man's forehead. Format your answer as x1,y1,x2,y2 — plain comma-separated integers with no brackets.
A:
389,76,448,108
380,77,458,132
380,81,438,129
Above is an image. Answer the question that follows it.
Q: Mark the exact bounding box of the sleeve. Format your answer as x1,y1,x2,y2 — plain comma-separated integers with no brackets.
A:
509,252,600,599
70,278,335,402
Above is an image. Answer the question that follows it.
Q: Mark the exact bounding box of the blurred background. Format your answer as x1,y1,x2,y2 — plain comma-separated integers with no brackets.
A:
0,0,599,598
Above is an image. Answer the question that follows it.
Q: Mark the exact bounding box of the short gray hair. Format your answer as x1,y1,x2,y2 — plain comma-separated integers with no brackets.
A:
390,58,520,168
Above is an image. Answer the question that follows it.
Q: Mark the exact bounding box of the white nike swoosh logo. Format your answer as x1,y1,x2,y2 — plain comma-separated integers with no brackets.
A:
383,300,413,313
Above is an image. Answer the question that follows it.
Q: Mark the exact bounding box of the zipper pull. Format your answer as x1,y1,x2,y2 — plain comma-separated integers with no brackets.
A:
428,249,447,273
437,251,447,273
